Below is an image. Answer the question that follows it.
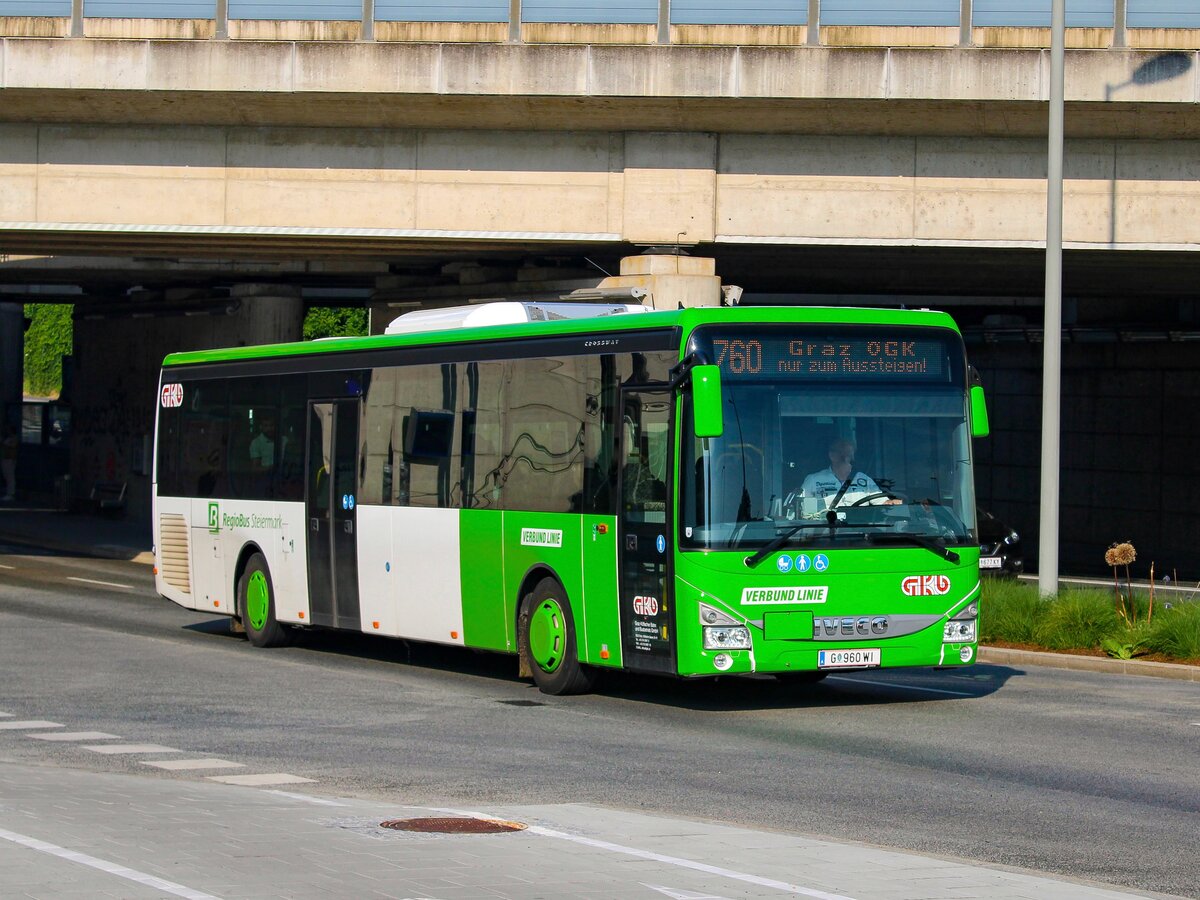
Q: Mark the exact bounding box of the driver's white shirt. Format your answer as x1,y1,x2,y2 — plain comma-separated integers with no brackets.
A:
800,467,882,508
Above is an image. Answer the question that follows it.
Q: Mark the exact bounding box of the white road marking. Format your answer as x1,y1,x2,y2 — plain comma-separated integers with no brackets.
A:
142,759,245,771
0,826,221,900
30,731,120,741
83,744,181,754
0,711,11,717
645,884,733,899
263,790,347,806
207,773,315,786
827,676,975,697
0,563,14,569
0,720,63,730
426,805,857,900
67,576,133,590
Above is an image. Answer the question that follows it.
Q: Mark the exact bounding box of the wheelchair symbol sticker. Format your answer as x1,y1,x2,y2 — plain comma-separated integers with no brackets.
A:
814,554,830,572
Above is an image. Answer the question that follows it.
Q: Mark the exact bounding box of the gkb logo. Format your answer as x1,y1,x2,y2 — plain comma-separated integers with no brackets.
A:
901,574,951,596
208,502,220,534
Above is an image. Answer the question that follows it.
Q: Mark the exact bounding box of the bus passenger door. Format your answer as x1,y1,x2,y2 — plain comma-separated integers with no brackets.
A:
306,399,361,630
617,389,676,674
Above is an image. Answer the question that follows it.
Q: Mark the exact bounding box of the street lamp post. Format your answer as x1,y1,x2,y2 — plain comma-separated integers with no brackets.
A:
1038,0,1065,598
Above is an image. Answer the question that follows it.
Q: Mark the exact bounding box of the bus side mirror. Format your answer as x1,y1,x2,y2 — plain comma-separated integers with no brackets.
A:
692,364,724,438
970,384,990,438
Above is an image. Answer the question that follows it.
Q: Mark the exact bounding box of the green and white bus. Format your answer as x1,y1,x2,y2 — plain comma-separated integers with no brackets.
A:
154,301,989,694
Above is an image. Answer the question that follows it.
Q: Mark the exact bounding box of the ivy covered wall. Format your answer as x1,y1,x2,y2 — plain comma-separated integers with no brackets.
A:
23,304,73,399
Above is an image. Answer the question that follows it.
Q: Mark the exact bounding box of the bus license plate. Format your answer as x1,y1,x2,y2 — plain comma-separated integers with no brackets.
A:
818,649,881,669
979,556,1002,569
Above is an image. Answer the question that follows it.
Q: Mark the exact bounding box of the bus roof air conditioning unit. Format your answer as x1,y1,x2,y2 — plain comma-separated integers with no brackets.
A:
384,300,649,336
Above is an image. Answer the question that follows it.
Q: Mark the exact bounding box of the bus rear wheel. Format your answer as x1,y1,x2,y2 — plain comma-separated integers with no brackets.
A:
519,577,595,696
238,553,292,649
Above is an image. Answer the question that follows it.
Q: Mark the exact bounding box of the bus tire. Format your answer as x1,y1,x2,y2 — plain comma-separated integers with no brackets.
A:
238,553,292,649
519,577,595,696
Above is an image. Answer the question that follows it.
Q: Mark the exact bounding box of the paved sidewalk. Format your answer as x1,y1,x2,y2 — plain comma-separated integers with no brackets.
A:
0,763,1177,900
0,504,152,564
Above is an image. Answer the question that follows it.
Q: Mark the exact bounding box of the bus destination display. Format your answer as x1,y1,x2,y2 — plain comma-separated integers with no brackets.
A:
704,334,948,381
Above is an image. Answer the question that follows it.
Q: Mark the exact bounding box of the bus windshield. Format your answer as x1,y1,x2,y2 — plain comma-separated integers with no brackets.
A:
680,325,977,552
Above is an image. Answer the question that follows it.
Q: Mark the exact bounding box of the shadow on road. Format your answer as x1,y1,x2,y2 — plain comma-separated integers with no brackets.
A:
183,617,1020,709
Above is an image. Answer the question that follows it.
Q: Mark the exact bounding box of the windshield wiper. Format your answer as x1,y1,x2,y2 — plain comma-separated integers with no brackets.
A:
743,520,889,568
743,523,823,568
867,531,961,564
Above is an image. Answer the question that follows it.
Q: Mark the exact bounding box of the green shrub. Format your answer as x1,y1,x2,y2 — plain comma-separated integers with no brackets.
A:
303,306,367,340
1033,587,1122,650
1144,601,1200,662
979,579,1200,664
1100,626,1152,660
979,579,1044,644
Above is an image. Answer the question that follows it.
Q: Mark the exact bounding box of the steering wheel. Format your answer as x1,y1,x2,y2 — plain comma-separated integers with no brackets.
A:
849,492,899,507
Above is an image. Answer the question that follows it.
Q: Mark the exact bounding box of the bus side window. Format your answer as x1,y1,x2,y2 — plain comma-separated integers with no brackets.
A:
501,357,585,514
180,381,228,499
360,367,398,506
582,355,616,515
465,361,506,510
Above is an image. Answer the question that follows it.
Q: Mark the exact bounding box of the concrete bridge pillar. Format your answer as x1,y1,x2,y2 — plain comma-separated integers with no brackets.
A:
597,254,723,310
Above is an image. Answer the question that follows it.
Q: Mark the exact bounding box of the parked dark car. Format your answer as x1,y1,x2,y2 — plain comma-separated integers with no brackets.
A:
977,507,1023,576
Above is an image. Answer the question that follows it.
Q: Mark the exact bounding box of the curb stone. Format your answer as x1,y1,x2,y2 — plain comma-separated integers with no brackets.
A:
979,646,1199,682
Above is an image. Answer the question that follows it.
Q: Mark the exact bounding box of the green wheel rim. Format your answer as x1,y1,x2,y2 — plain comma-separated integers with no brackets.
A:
246,570,270,631
528,598,566,673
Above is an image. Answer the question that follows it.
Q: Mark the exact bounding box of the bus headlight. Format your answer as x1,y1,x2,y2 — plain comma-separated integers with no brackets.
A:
704,626,751,650
699,602,739,626
943,620,976,643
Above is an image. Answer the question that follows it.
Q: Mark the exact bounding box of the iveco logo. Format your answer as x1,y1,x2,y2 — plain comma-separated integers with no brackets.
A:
814,616,889,638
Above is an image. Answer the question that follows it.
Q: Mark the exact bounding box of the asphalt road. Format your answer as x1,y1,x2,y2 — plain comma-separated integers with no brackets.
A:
1,543,1197,897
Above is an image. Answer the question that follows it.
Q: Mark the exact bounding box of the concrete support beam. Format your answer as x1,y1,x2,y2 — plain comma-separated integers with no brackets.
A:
3,40,1200,115
5,124,1200,258
623,133,717,244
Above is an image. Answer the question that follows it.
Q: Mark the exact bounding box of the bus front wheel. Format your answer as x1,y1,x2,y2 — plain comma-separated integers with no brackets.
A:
519,577,595,696
238,553,292,649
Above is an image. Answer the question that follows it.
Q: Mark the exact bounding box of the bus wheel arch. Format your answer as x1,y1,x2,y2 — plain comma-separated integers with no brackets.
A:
236,548,292,649
517,571,595,695
232,542,264,608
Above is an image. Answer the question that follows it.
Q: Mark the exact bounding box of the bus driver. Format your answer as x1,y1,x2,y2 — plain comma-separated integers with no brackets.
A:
799,437,899,514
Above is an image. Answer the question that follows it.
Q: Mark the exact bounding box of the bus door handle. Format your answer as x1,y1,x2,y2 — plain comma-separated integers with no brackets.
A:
311,518,319,532
343,520,353,535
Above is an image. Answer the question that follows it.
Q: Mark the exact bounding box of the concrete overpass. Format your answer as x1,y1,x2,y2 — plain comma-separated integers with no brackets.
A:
5,39,1200,256
1,22,1199,575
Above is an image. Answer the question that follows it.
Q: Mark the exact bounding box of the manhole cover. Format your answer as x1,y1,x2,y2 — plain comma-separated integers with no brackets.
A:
379,817,526,834
497,699,545,707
